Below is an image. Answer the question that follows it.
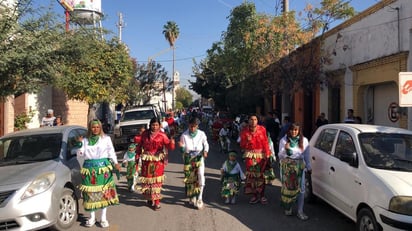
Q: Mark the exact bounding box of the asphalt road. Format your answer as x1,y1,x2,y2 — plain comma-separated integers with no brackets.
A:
52,125,356,231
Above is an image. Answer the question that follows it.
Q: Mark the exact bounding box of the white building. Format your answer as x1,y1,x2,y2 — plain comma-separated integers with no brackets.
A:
321,0,412,128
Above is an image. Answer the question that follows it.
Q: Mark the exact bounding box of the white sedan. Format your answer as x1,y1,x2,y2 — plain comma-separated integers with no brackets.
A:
308,123,412,231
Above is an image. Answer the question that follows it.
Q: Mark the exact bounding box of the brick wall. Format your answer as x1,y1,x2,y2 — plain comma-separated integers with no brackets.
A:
52,88,88,127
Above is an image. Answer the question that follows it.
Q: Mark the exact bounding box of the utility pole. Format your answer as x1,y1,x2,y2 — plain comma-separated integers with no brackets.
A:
116,12,125,42
282,0,289,13
172,46,175,111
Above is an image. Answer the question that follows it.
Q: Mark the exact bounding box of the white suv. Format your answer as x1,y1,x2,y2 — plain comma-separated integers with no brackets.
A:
114,105,160,150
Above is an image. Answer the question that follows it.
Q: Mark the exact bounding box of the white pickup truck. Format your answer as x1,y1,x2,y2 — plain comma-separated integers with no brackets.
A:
113,105,160,150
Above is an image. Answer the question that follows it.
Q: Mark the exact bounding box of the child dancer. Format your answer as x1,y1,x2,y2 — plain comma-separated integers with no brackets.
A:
123,143,138,192
220,150,246,204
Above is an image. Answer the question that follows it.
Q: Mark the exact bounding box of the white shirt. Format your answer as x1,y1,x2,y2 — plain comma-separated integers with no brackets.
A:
77,135,118,164
278,136,311,170
123,151,136,163
161,121,169,133
41,116,56,127
180,129,209,154
221,160,246,180
219,128,229,137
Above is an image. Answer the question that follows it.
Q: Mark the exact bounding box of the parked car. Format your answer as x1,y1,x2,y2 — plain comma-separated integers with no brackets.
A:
308,123,412,231
0,125,87,230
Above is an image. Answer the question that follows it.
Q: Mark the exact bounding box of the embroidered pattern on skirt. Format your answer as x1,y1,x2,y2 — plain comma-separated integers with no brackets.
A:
80,158,119,211
183,153,202,198
221,173,241,198
139,153,166,201
280,158,305,210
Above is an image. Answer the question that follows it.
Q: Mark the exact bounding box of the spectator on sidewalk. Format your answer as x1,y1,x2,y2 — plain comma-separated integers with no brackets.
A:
40,109,56,127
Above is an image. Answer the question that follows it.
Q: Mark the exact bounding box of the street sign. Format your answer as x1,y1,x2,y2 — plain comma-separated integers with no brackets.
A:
399,72,412,106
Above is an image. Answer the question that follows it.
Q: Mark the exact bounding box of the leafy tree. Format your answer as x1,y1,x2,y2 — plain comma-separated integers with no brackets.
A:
14,110,36,131
54,31,135,120
123,58,144,107
135,60,171,105
0,0,138,123
0,0,63,100
191,0,355,110
175,87,192,108
175,101,183,111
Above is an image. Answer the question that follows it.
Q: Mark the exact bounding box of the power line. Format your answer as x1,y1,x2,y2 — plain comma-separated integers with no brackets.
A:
141,54,206,63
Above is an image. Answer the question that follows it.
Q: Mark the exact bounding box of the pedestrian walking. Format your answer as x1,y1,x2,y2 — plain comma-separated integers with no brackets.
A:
178,117,209,209
135,117,175,210
77,119,120,228
218,123,231,153
220,150,245,204
278,122,311,221
239,114,271,205
122,143,138,192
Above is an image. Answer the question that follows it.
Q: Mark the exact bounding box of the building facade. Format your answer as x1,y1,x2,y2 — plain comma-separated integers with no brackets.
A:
322,0,411,128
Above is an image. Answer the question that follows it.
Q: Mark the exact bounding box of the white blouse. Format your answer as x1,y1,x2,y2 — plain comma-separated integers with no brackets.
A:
77,135,118,164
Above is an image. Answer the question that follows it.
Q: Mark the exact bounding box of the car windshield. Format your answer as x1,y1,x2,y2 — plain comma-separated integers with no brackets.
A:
122,110,155,121
359,133,412,171
0,134,62,165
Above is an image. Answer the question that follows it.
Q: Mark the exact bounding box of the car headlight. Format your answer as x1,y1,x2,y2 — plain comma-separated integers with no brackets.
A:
21,172,56,200
389,196,412,215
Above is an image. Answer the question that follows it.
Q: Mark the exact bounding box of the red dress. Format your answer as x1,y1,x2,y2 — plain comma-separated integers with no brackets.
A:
239,125,270,195
136,130,175,201
166,117,176,137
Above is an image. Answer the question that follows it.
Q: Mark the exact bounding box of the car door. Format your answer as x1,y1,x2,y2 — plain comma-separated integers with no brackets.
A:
328,130,361,219
66,128,87,196
311,128,338,203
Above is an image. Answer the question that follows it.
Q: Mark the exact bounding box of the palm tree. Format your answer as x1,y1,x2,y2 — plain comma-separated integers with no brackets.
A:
162,21,180,110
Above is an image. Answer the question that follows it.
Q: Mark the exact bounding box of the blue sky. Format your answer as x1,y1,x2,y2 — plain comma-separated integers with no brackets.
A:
51,0,380,88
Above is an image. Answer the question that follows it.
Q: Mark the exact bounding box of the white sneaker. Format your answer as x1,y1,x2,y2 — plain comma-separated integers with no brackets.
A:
297,212,309,221
189,197,196,205
100,220,109,228
231,197,236,204
196,199,204,209
224,197,230,204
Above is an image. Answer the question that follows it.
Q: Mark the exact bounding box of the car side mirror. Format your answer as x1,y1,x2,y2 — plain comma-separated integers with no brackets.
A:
340,152,358,167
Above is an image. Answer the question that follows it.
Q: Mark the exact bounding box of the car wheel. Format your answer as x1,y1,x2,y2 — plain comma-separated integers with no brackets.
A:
53,188,78,230
356,208,381,231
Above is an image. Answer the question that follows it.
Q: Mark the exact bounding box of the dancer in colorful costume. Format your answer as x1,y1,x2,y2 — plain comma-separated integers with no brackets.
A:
220,150,245,204
178,117,209,209
278,122,311,220
122,143,138,192
239,114,271,205
77,119,120,228
135,117,175,210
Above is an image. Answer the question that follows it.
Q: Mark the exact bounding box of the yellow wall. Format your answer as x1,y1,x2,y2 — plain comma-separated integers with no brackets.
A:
350,52,408,128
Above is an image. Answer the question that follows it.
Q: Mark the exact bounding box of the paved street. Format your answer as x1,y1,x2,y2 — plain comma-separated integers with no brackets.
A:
53,125,355,231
